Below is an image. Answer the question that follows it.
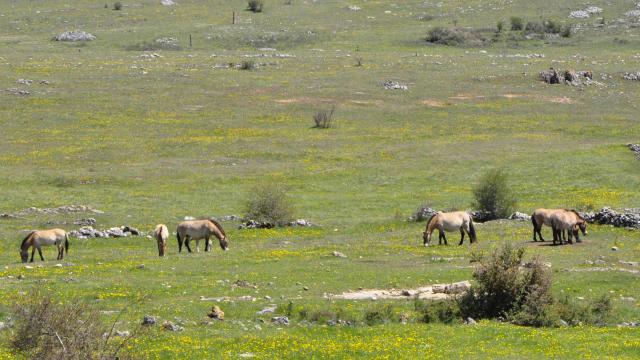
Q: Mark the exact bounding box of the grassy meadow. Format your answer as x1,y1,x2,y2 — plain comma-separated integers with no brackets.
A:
1,0,639,358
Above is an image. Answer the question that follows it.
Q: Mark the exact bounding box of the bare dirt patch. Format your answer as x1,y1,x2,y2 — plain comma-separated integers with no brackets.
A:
546,96,575,104
326,281,470,300
274,97,334,105
421,99,448,107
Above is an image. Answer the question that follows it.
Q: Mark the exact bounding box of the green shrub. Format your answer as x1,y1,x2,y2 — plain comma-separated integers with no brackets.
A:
113,2,122,10
560,25,572,38
510,16,523,31
496,20,505,33
473,168,516,220
459,244,554,327
544,20,562,34
244,183,294,225
364,304,394,325
416,300,461,324
247,0,263,13
524,21,545,34
239,60,255,70
426,27,487,47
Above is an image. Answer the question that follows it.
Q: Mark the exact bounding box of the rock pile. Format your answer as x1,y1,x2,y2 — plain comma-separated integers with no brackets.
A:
408,206,438,222
508,212,530,221
238,219,316,229
540,69,593,85
1,205,103,219
569,7,602,18
623,72,640,81
54,31,95,42
383,81,408,90
583,207,640,229
69,226,142,239
629,143,640,158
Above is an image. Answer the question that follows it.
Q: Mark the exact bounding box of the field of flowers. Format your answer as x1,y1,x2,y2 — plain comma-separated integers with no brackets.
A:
1,0,640,357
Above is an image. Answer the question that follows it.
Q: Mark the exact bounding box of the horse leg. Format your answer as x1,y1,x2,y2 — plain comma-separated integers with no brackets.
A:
205,236,211,252
185,236,192,253
30,247,36,262
567,229,573,244
552,227,558,245
459,228,465,246
37,246,44,261
442,231,448,246
537,226,545,242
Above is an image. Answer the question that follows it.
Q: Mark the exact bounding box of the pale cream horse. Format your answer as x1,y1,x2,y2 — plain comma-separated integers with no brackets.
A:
531,208,569,242
176,219,228,253
550,210,587,245
422,211,477,246
154,224,169,257
20,229,69,263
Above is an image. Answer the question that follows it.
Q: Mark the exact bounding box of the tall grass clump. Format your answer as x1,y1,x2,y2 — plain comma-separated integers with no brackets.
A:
312,107,336,129
459,244,554,327
473,168,516,220
247,0,264,13
244,184,293,225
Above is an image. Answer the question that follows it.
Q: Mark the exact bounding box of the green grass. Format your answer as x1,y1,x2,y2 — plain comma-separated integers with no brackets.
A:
1,0,640,358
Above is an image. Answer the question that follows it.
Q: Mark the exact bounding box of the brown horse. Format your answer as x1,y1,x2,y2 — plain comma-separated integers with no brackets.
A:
423,211,477,246
154,224,169,257
176,219,228,253
550,210,587,245
20,229,69,263
531,208,569,242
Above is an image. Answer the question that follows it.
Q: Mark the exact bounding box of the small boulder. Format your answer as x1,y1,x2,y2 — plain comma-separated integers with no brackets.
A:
332,251,347,258
161,321,184,331
207,306,225,320
271,316,289,326
142,315,156,326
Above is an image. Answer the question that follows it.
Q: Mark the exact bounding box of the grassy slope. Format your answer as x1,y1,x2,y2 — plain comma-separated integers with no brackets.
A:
0,0,639,358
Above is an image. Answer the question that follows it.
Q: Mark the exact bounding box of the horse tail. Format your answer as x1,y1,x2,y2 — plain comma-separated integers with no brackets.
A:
468,217,477,242
21,231,37,248
64,233,70,254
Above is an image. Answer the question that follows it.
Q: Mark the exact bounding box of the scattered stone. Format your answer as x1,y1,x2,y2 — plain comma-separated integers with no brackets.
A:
256,307,276,315
408,207,437,222
239,353,256,358
612,246,619,251
17,79,33,85
332,251,347,258
74,218,96,226
569,7,602,18
623,72,640,81
508,212,530,221
465,317,477,325
620,260,638,267
207,306,225,320
142,315,156,326
383,80,408,90
161,321,183,331
238,220,275,229
161,0,176,6
629,144,640,159
625,10,640,18
17,275,25,280
69,225,144,238
136,264,145,269
4,88,30,96
54,264,63,268
3,205,103,218
559,319,569,327
233,280,257,289
348,5,361,11
55,31,96,42
303,286,309,291
220,215,241,221
115,330,130,337
433,281,471,295
271,316,289,326
470,210,493,223
330,281,470,300
39,80,50,85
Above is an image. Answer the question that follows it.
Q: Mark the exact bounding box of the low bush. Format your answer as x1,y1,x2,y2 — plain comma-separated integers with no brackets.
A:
510,16,523,31
496,20,505,33
364,304,394,325
426,27,488,46
555,294,612,326
244,183,294,225
113,2,122,10
459,244,554,327
239,60,255,70
415,300,461,324
247,0,263,13
10,292,133,359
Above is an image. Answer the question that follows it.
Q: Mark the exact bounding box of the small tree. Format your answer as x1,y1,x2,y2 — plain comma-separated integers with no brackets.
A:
244,183,293,225
473,168,516,220
510,16,523,31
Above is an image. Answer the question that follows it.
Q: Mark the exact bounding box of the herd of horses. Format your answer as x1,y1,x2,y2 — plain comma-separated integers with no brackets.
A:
19,209,587,263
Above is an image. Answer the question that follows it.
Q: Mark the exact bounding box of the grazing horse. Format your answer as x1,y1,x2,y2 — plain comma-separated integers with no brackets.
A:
422,211,477,246
176,219,228,253
550,210,587,245
531,208,569,242
19,229,69,263
154,224,169,257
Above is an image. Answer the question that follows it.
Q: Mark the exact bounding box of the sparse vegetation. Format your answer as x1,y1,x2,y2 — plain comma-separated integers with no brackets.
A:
473,168,516,220
312,107,336,129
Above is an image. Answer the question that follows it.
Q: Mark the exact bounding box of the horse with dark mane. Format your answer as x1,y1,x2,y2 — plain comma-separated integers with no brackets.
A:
20,229,69,263
176,219,228,253
550,210,587,245
422,211,477,246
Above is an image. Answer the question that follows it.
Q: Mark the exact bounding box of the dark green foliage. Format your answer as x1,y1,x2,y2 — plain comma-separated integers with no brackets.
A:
248,0,263,13
415,300,461,324
364,304,394,325
524,21,545,34
473,168,516,220
426,27,487,46
244,183,294,225
560,25,572,38
239,60,255,70
510,16,523,30
555,294,613,326
460,244,554,327
496,20,505,33
113,2,122,10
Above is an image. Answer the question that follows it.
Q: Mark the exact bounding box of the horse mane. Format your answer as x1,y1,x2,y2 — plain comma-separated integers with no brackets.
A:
208,218,226,237
568,209,584,219
425,213,438,227
21,231,36,248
